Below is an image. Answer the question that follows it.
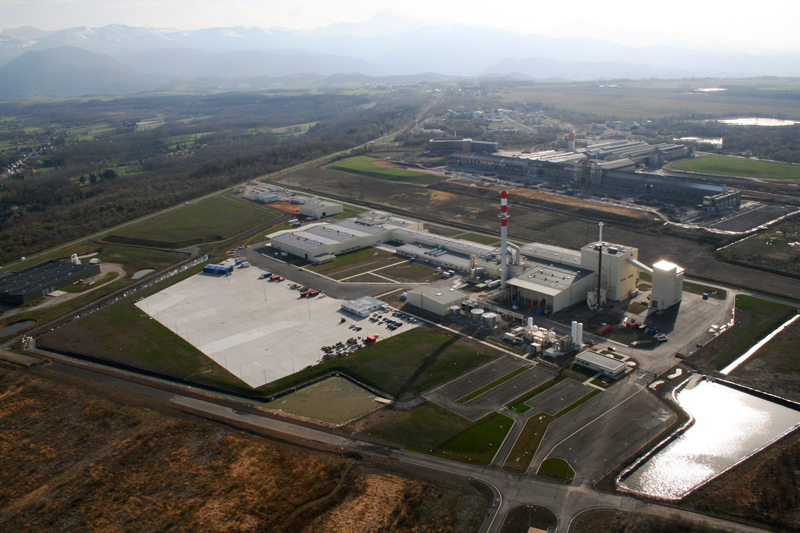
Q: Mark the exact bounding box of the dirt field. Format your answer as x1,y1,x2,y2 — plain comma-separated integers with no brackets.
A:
0,363,489,532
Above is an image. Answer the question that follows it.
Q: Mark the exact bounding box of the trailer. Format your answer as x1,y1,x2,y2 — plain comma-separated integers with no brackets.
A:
597,324,612,336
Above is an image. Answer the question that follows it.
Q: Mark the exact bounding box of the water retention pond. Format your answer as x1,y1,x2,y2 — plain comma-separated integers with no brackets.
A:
619,380,800,500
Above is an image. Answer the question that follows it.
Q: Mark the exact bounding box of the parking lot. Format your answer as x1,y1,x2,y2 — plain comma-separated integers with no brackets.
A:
425,357,556,421
136,262,416,388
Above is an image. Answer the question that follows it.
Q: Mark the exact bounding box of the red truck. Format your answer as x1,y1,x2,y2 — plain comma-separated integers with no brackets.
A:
596,324,612,336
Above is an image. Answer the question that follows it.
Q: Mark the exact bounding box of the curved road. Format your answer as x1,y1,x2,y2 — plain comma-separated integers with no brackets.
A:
31,358,769,533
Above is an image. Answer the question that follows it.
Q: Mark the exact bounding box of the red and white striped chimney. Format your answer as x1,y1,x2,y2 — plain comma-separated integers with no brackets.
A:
500,190,509,287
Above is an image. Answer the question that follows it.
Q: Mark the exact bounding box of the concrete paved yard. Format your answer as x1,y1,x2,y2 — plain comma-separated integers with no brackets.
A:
136,264,415,388
524,378,592,415
426,357,555,421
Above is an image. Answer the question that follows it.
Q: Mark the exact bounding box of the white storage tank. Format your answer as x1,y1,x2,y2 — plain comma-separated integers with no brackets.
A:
449,305,461,317
470,308,484,324
481,312,498,329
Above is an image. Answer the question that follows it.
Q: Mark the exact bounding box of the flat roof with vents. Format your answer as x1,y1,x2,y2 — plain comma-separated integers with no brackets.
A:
508,262,593,296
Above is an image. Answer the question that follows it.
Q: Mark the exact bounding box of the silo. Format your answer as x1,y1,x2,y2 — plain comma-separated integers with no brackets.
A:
470,308,484,324
449,305,461,317
481,312,498,329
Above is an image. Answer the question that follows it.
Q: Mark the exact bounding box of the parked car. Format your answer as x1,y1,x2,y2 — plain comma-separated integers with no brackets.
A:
655,333,669,343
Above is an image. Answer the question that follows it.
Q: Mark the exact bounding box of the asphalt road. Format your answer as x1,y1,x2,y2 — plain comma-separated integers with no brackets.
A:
33,359,770,533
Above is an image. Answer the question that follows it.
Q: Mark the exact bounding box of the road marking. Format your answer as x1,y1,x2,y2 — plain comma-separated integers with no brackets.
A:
540,387,645,462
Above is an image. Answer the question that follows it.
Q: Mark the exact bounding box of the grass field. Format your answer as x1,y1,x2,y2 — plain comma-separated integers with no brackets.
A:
107,196,277,248
504,414,554,473
328,156,441,184
36,294,251,393
308,248,397,278
261,328,498,400
670,155,800,180
428,412,513,465
500,81,800,120
689,295,796,373
354,402,472,451
537,457,575,481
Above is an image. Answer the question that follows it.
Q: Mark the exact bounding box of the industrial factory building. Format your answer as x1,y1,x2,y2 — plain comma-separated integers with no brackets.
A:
298,199,343,219
429,137,498,154
575,350,628,378
406,286,468,316
0,260,100,303
270,193,685,315
341,296,387,317
450,139,738,210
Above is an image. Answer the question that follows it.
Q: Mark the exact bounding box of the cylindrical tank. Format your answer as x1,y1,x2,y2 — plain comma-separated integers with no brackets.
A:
548,331,557,341
470,308,484,324
576,323,584,345
527,317,534,329
481,312,498,329
449,305,460,317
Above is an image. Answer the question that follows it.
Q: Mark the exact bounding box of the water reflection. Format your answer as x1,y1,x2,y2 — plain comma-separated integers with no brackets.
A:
620,380,800,499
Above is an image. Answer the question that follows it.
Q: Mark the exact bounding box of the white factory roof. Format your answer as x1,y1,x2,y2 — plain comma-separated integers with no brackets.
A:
508,262,593,296
520,243,582,266
392,228,495,257
581,241,636,255
408,285,467,304
576,350,627,374
653,260,684,273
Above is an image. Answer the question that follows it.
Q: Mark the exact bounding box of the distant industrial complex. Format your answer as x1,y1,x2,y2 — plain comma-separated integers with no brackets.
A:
438,137,740,211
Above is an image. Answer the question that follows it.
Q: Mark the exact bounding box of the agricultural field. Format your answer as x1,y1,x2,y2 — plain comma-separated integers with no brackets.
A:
0,365,489,532
328,156,442,184
106,195,278,249
500,80,800,120
670,155,800,180
716,217,800,278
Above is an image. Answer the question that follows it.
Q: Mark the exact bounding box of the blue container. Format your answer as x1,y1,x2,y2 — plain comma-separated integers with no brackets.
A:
703,293,709,300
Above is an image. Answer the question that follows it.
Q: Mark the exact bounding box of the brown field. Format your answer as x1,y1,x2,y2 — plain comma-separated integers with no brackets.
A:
682,429,800,531
0,363,489,532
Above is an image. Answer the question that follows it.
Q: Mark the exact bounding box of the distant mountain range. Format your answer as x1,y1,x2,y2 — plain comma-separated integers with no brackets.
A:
1,15,799,98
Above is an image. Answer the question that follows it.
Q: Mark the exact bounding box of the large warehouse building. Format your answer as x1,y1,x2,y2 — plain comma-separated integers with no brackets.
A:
0,260,101,303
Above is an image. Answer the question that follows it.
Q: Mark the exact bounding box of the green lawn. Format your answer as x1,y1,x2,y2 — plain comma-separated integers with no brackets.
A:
257,327,498,401
504,414,554,473
670,155,800,180
356,402,472,451
107,196,278,248
537,457,575,481
328,156,441,183
428,412,513,465
504,389,602,473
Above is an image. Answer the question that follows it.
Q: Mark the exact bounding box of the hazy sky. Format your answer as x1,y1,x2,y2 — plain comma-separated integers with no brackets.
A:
2,0,799,50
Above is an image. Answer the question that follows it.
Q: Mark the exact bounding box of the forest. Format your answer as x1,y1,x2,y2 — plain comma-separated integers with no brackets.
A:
0,92,428,264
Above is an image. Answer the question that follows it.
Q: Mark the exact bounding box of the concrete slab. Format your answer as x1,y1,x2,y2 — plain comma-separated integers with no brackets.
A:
136,263,416,388
524,378,591,415
426,361,556,421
